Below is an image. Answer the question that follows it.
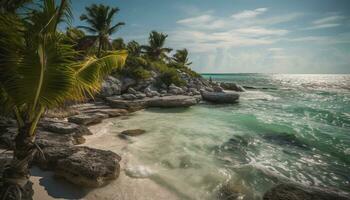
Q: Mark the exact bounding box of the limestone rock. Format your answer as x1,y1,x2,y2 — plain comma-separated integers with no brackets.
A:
201,91,239,104
120,129,146,137
68,113,107,125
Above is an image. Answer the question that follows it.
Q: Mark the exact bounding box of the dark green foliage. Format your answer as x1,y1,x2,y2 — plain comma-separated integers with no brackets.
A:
172,48,192,67
0,0,32,13
112,38,126,50
127,40,141,57
78,4,125,57
158,68,185,87
141,31,172,61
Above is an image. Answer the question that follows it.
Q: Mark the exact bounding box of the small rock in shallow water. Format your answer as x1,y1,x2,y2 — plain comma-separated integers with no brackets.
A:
120,129,146,136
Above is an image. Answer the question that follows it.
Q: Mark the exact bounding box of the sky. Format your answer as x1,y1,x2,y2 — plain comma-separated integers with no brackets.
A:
68,0,350,74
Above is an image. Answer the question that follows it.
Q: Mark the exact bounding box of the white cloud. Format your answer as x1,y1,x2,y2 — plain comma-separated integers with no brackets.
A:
231,8,268,20
177,15,213,25
236,27,289,36
304,15,345,30
313,15,344,25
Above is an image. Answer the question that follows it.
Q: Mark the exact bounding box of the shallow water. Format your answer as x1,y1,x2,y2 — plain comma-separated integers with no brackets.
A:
107,74,350,199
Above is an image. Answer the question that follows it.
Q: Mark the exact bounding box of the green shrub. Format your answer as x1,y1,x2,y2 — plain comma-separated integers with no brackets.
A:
158,68,185,87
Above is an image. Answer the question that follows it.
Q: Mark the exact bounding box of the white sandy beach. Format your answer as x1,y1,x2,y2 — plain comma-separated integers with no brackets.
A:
31,117,180,200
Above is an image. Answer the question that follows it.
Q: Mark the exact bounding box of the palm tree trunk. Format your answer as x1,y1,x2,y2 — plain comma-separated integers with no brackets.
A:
0,124,36,200
97,36,102,58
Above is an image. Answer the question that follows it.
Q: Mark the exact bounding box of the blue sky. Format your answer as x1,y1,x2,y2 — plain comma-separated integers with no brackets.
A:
69,0,350,73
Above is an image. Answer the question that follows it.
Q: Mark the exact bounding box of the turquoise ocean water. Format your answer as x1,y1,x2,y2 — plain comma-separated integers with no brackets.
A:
107,74,350,199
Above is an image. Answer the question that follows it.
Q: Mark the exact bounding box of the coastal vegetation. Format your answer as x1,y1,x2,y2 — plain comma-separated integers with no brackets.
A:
0,0,127,198
0,0,202,199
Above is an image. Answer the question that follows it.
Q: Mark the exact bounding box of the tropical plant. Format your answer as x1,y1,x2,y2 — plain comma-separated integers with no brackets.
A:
0,0,32,13
127,40,141,57
78,4,125,57
112,37,126,50
0,0,127,199
172,48,192,67
142,31,172,61
65,27,86,44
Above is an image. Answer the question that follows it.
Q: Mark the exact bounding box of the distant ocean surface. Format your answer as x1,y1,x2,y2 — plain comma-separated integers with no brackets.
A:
106,74,350,199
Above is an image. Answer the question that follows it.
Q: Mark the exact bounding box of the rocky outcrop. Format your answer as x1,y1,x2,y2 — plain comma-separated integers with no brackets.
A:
263,184,350,200
35,145,121,188
148,95,199,107
201,91,239,104
40,120,92,136
55,146,121,187
106,95,199,110
99,76,121,97
36,130,86,147
68,113,108,125
168,84,184,95
120,129,146,137
220,82,245,92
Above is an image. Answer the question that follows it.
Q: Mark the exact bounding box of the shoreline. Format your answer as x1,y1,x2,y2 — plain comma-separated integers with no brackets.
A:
31,114,181,200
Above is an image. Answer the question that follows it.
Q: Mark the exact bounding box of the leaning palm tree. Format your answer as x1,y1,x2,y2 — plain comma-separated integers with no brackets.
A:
172,48,192,67
78,4,125,57
142,31,172,61
0,0,127,199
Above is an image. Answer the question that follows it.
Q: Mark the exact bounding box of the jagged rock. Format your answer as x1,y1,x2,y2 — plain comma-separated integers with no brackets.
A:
135,92,146,99
148,95,198,107
35,145,121,188
220,82,245,92
36,130,84,147
127,87,137,95
201,91,239,104
83,108,128,117
107,95,199,110
189,88,200,95
55,146,121,187
168,84,184,95
121,77,137,92
68,113,107,125
263,184,350,200
122,93,137,100
99,76,121,97
40,121,91,135
120,129,146,137
213,85,224,92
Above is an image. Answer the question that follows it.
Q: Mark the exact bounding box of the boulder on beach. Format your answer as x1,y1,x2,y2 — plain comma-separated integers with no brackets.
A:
201,91,239,104
263,183,350,200
55,146,121,187
35,145,121,188
120,129,146,137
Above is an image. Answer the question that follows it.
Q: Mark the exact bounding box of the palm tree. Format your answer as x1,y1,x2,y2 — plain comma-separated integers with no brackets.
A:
142,31,172,61
112,38,126,50
172,48,192,67
78,4,125,57
127,40,141,57
0,1,127,198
